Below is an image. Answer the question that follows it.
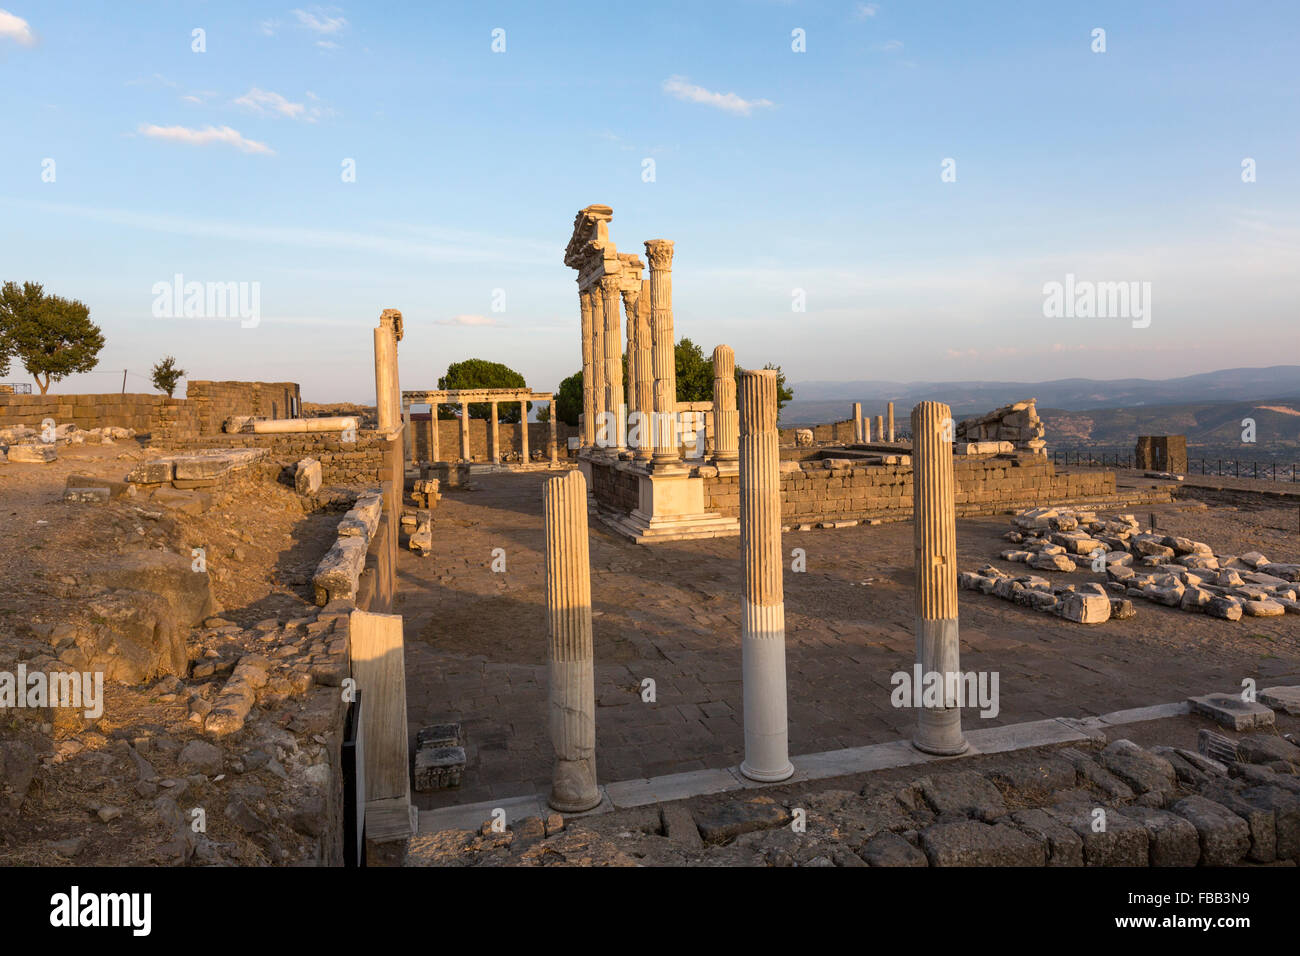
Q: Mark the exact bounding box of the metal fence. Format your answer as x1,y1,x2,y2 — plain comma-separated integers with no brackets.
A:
1052,449,1300,482
0,383,33,394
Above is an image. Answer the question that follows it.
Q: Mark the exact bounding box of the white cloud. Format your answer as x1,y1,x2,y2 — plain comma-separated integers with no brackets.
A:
259,19,278,37
137,124,275,155
662,75,773,116
235,87,306,119
0,8,35,46
854,3,879,18
881,39,903,51
292,8,347,34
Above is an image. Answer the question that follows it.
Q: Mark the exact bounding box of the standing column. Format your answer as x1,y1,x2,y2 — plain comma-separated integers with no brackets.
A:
875,415,884,445
580,289,595,449
459,400,470,462
600,275,624,454
430,404,440,463
911,401,968,756
622,285,640,429
549,399,558,464
543,469,600,812
887,402,896,443
633,280,654,461
712,345,739,462
738,370,794,782
864,415,871,443
853,403,863,443
590,288,607,449
645,240,680,467
520,398,530,463
490,401,500,463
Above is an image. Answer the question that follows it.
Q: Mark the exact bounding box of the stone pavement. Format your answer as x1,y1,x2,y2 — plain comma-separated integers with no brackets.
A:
394,472,1300,810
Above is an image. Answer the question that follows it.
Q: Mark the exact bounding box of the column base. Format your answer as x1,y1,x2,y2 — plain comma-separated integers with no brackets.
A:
739,760,795,783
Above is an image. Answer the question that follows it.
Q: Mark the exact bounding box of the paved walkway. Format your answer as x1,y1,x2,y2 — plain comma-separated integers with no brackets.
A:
394,470,1300,809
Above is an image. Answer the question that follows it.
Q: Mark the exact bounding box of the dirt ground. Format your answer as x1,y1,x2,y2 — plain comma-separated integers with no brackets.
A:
0,443,346,865
396,471,1300,808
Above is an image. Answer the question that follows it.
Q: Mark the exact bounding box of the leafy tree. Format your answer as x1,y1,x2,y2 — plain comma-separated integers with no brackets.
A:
0,281,105,394
554,371,582,426
437,358,528,422
151,355,186,397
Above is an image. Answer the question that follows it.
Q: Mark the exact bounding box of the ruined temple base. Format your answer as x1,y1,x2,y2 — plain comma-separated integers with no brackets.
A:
584,455,739,543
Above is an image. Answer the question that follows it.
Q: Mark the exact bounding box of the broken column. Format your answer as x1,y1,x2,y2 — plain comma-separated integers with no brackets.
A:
911,400,968,756
853,402,863,443
712,345,739,464
543,469,601,812
646,240,681,469
887,402,895,443
580,289,596,449
737,369,794,782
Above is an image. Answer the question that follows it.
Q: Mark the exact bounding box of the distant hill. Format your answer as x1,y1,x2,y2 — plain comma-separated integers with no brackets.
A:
783,366,1300,424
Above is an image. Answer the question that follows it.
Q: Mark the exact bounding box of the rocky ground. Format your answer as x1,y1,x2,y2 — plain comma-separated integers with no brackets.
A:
406,712,1300,866
0,440,356,866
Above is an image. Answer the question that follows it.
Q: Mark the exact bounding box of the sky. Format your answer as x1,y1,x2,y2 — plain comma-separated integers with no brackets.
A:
0,1,1297,403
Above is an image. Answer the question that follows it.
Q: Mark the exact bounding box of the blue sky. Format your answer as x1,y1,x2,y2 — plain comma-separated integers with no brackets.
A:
1,1,1296,403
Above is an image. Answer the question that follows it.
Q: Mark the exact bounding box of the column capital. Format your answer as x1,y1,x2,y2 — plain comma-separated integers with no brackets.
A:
643,239,674,271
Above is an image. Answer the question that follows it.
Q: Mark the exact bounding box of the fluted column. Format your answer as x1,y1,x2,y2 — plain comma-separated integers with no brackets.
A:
430,405,440,463
645,240,679,467
875,415,884,445
600,275,624,454
490,401,500,463
520,399,530,463
543,469,600,812
887,402,896,443
911,401,968,756
579,290,595,448
853,403,863,443
633,279,654,461
459,400,470,461
738,370,793,782
590,287,606,449
712,345,739,462
622,285,640,427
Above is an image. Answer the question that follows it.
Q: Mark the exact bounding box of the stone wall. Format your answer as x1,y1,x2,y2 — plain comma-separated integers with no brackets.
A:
158,430,387,486
589,459,641,513
777,419,858,446
956,399,1046,454
0,392,199,437
186,380,301,435
695,453,1143,525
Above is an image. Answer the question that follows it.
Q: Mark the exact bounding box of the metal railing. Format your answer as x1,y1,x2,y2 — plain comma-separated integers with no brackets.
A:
0,383,33,394
1052,449,1300,482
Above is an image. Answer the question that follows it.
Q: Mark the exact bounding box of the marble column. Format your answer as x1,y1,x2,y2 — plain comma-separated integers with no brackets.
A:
520,398,530,463
633,279,654,461
590,288,607,449
459,400,470,462
543,469,600,812
911,400,968,756
549,400,558,465
645,240,679,467
580,290,595,449
490,401,500,463
430,406,440,463
622,285,640,429
853,403,863,443
875,415,884,445
373,327,398,433
888,402,896,443
600,275,624,454
864,415,871,443
738,369,793,782
712,345,739,463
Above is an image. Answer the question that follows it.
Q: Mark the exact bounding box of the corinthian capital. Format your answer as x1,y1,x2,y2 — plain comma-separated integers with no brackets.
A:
643,239,674,271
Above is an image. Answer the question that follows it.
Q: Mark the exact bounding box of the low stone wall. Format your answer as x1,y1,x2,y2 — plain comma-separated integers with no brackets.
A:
0,392,198,436
590,459,640,513
777,419,857,446
697,453,1144,525
156,430,387,486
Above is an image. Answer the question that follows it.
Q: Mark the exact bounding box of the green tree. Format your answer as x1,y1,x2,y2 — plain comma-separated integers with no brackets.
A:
555,371,582,426
674,337,714,403
0,281,105,394
437,358,528,422
151,355,186,397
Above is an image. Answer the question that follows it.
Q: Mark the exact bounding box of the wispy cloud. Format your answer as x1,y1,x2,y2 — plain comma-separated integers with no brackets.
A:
235,87,307,120
0,8,35,46
881,38,903,51
853,3,879,19
662,75,773,116
292,8,347,34
434,314,500,327
137,124,275,155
